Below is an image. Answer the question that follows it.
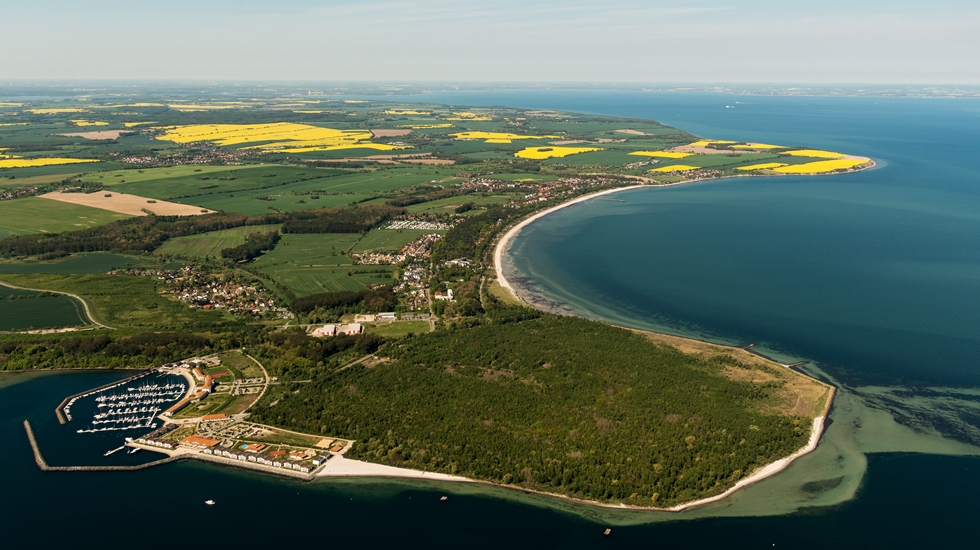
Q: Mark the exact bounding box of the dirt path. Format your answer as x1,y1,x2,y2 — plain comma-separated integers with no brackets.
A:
0,278,113,330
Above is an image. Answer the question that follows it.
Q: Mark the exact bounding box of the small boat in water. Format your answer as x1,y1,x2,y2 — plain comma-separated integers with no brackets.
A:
205,500,215,506
127,447,140,455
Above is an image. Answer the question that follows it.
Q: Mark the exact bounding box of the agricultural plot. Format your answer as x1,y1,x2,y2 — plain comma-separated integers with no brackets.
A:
154,225,282,259
0,283,89,331
0,273,230,329
0,253,166,274
250,233,393,296
0,197,132,234
404,194,517,214
179,167,460,216
365,320,430,337
88,165,350,201
350,228,446,253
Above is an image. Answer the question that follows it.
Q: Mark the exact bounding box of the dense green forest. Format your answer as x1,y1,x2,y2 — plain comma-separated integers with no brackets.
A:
251,315,809,506
280,205,403,234
0,331,230,370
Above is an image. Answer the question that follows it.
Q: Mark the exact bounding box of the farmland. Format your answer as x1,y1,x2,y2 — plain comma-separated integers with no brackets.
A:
0,197,132,235
249,233,395,296
0,283,89,331
350,228,446,253
154,225,282,259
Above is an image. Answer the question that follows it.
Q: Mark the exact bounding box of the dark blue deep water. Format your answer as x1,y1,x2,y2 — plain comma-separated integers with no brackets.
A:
4,91,980,547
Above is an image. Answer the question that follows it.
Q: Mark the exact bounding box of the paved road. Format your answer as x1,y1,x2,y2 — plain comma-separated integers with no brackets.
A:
0,278,114,330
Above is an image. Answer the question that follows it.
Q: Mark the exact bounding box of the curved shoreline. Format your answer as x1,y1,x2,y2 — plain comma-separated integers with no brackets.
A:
491,175,843,512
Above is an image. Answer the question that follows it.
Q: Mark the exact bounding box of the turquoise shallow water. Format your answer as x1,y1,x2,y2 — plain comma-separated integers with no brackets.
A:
3,92,980,545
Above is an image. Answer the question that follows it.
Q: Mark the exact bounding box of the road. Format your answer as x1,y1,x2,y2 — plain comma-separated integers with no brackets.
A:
0,278,114,330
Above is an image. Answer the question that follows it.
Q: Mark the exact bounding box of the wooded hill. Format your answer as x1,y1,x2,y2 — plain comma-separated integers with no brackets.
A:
251,315,814,507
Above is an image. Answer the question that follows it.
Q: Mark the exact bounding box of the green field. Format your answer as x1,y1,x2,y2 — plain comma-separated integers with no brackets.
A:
350,229,445,253
365,320,430,337
0,253,168,274
154,225,281,259
87,165,352,201
0,197,132,234
0,273,230,329
175,167,462,216
0,283,89,331
249,233,393,296
404,194,517,214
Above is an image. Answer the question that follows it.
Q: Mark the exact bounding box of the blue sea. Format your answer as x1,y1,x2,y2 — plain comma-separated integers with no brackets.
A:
4,90,980,547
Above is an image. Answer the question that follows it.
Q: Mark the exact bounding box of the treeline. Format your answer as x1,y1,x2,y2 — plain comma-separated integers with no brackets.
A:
292,286,397,320
0,213,248,257
220,231,280,263
385,187,473,208
0,331,224,371
281,205,403,234
251,315,809,507
434,207,520,262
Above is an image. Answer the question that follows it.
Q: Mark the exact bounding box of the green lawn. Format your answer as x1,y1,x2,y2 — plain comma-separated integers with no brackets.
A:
0,197,132,234
154,225,281,259
366,320,430,337
350,228,445,253
252,233,361,266
259,265,395,296
100,165,351,200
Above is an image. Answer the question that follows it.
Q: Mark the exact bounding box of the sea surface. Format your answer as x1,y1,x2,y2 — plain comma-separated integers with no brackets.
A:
4,91,980,546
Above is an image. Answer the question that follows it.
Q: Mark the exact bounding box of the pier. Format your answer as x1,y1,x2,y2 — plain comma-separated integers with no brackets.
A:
54,370,156,425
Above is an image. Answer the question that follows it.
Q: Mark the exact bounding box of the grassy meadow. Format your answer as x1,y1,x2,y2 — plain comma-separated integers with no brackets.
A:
0,283,90,331
350,228,445,253
154,225,282,259
0,197,132,235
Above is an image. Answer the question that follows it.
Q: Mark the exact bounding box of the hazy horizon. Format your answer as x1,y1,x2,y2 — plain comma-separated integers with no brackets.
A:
3,1,978,84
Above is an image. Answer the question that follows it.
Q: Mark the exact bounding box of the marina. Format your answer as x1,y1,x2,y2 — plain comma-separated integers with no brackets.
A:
64,371,187,434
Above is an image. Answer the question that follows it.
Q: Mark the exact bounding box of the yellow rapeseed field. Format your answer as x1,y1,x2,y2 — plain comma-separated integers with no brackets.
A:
69,120,110,127
0,123,29,127
166,104,242,112
94,103,165,108
514,146,603,160
451,131,559,144
736,163,789,171
628,151,692,159
384,110,431,115
401,123,454,129
731,143,786,150
781,149,846,159
649,165,699,172
27,108,88,114
156,123,406,152
688,140,737,147
123,122,156,127
444,111,493,121
292,110,324,114
0,149,99,168
0,102,24,107
772,159,869,174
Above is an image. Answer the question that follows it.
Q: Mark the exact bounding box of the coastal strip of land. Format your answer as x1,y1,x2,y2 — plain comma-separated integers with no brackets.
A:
491,181,838,512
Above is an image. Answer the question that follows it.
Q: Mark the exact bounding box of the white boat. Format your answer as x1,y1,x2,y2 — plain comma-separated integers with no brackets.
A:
205,500,215,505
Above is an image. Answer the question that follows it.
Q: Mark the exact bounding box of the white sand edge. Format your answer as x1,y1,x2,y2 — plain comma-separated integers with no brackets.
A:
316,454,472,482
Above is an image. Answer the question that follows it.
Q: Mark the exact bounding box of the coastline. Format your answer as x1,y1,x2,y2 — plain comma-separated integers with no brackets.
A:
490,174,844,512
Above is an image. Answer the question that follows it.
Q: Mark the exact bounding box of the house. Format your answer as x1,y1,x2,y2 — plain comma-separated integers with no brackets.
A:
434,289,454,301
311,324,337,337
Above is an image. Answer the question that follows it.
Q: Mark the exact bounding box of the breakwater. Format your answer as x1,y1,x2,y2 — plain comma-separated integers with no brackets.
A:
23,420,177,472
24,420,315,481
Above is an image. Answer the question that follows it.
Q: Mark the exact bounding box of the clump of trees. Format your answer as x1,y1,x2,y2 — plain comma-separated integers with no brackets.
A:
220,231,280,263
291,286,397,320
281,205,403,234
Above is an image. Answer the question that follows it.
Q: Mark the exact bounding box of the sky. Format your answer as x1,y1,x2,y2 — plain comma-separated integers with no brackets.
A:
2,0,979,84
